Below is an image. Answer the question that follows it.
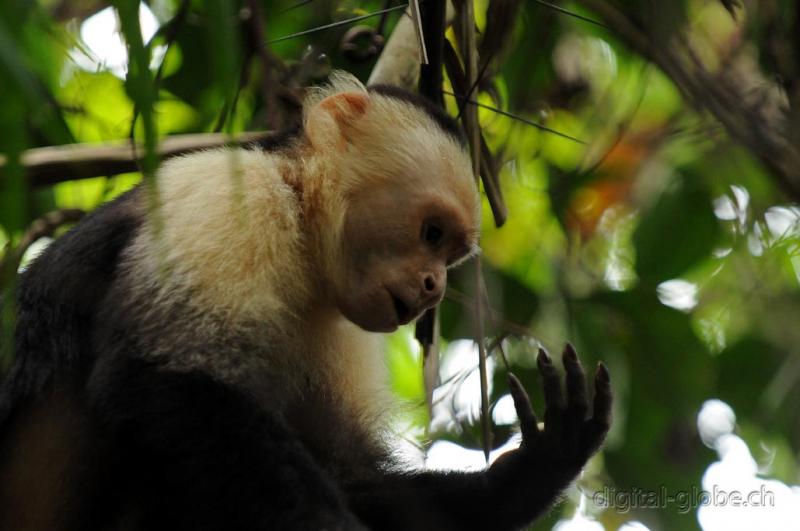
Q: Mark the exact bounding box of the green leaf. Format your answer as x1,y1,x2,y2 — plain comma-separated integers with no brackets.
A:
715,336,800,441
633,170,720,282
114,1,159,181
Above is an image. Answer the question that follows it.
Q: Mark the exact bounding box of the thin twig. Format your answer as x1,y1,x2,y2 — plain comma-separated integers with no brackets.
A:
480,131,508,226
532,0,608,28
445,287,532,338
408,0,429,64
494,338,511,372
0,209,86,273
443,90,587,144
266,4,408,45
456,50,494,121
279,0,315,13
442,40,507,226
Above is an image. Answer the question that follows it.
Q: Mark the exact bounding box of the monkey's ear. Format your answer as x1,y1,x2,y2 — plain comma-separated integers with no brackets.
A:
306,92,370,150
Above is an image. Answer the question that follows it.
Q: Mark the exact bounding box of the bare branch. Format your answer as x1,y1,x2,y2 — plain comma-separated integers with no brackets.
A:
0,209,86,273
1,132,273,188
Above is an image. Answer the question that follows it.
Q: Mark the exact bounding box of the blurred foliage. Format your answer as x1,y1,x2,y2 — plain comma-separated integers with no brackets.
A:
2,0,800,530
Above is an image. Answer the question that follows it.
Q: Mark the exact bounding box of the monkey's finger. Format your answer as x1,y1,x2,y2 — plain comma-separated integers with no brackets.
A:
563,343,589,419
507,373,539,445
592,362,612,426
582,362,612,456
537,348,564,431
562,344,589,454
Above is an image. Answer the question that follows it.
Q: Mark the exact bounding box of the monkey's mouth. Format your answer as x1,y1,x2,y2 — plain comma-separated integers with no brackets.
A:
391,294,412,324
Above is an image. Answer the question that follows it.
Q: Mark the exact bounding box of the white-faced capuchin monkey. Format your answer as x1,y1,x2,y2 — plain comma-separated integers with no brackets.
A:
0,72,611,531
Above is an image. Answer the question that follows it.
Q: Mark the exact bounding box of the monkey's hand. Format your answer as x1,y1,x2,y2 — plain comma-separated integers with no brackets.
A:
346,345,610,531
487,344,612,520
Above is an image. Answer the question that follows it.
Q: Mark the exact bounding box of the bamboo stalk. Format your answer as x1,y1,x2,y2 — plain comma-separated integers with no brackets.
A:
455,0,492,464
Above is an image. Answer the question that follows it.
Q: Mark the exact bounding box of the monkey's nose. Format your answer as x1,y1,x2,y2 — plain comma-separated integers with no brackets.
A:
423,274,437,293
421,273,444,305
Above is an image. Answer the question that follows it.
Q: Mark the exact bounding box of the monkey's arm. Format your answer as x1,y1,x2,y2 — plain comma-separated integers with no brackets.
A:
347,345,612,531
87,354,367,531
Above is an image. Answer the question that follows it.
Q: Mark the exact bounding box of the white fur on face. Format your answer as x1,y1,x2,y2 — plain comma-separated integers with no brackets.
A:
305,73,480,253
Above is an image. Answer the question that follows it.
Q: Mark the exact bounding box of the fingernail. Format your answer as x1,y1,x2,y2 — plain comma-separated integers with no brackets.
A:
538,348,551,365
596,362,610,382
563,343,577,361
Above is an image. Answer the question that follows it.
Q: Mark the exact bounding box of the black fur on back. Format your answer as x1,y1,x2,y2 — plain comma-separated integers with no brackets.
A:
367,84,466,146
246,124,304,152
0,188,142,427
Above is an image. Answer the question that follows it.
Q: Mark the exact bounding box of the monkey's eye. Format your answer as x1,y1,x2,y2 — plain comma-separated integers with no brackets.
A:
422,222,444,246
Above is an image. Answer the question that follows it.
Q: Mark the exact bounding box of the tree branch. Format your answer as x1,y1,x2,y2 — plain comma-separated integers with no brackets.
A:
576,0,800,201
0,132,273,188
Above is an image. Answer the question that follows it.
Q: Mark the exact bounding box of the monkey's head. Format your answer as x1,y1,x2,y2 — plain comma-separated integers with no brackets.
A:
304,73,480,333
